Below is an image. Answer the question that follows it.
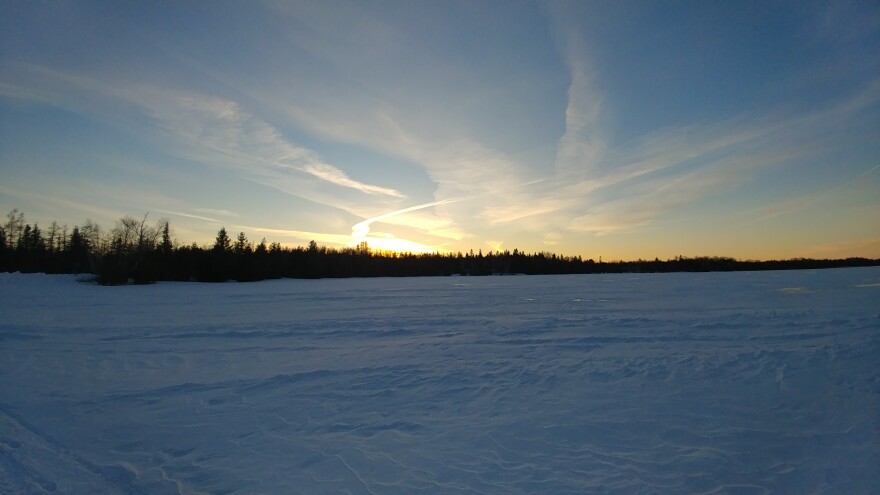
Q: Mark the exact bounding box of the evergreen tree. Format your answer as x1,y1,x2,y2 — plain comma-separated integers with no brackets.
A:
18,224,31,253
47,221,59,253
30,223,45,253
1,206,879,282
0,226,7,271
60,224,68,252
255,238,267,255
214,227,232,253
234,232,250,255
159,221,173,255
56,223,85,274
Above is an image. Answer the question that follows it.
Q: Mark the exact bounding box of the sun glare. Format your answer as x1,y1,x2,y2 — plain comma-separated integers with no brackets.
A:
352,236,446,255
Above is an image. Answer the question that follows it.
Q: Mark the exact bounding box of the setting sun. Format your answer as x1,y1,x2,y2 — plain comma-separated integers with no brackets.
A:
351,235,445,255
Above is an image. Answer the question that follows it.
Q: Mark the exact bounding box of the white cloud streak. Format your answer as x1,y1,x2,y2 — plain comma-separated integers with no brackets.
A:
195,208,239,218
156,209,223,225
549,12,607,179
302,163,404,198
0,64,406,208
351,199,460,244
132,89,406,200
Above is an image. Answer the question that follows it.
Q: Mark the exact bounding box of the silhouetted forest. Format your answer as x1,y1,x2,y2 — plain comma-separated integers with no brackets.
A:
2,209,877,285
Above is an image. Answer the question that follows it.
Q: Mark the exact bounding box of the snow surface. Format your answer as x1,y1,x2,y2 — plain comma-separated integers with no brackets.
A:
1,268,878,494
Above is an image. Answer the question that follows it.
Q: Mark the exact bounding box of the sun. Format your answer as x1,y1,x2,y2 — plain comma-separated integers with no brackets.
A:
350,235,447,255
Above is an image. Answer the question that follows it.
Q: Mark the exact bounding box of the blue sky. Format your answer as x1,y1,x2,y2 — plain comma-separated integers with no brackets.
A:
1,1,878,260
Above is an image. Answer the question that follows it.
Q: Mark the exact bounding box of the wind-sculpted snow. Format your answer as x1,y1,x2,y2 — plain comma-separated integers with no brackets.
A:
1,269,878,494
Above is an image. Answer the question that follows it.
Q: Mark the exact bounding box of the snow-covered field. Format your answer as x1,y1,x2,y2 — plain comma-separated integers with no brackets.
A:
1,268,878,494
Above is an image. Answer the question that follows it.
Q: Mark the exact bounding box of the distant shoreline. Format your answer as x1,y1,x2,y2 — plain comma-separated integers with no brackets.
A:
4,250,878,286
3,209,877,285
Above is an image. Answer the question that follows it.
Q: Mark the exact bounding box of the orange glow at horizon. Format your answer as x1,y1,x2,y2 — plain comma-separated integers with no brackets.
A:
350,236,450,255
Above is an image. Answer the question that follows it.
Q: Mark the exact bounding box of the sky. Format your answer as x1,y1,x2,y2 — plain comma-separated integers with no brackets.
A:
1,1,878,260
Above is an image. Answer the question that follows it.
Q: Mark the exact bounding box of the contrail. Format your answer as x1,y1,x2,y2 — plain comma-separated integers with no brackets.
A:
351,199,459,243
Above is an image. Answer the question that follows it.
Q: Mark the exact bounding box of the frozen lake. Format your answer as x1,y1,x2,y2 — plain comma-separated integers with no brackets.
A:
1,268,878,494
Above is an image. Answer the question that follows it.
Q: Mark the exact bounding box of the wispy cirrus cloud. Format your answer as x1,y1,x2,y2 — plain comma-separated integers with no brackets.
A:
350,199,460,244
0,183,123,224
195,208,239,218
535,3,880,237
371,209,466,241
127,87,406,201
240,2,880,249
548,8,607,180
301,163,404,198
156,209,223,225
6,2,874,258
562,125,826,235
0,64,406,206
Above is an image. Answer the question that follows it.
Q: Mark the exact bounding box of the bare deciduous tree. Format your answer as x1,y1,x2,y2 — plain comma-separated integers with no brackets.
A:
4,209,24,250
81,220,103,254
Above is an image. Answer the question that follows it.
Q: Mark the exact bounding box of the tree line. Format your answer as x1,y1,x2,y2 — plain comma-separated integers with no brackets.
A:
1,209,877,285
